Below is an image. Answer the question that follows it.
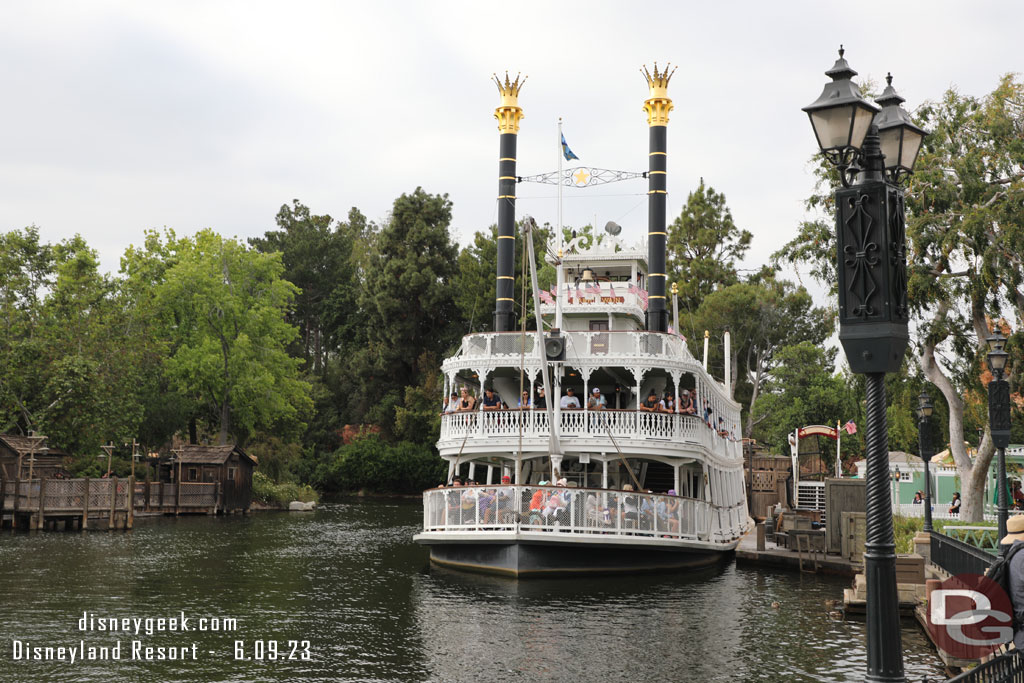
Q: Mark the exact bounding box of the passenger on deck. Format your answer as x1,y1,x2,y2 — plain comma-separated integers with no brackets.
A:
529,482,549,524
535,387,547,410
588,387,607,410
481,387,501,411
456,387,476,412
460,486,478,522
477,488,496,524
661,394,675,413
640,492,656,529
658,491,681,534
621,484,639,528
639,390,662,412
517,391,532,409
560,388,581,409
679,390,696,415
447,478,463,522
542,488,564,525
497,475,514,524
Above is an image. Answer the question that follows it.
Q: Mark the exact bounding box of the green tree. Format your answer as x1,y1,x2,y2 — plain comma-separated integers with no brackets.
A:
751,342,857,463
249,200,359,376
356,188,460,430
688,274,832,438
667,179,752,312
11,234,153,456
157,230,312,445
0,227,54,433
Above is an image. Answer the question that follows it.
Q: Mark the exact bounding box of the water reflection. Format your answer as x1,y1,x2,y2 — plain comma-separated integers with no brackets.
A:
0,499,944,682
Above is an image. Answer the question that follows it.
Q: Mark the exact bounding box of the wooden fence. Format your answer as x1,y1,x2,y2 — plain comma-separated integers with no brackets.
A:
1,477,219,530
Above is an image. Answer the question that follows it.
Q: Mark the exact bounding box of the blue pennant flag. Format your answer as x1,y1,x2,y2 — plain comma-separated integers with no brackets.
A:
561,133,580,162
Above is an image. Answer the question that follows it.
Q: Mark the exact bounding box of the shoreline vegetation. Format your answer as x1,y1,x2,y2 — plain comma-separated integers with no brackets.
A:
893,515,996,554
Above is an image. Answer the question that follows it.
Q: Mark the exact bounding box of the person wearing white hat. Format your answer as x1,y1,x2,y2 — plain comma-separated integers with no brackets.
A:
1002,515,1024,649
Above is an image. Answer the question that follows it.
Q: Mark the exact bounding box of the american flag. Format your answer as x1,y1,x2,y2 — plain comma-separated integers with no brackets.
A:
539,289,554,304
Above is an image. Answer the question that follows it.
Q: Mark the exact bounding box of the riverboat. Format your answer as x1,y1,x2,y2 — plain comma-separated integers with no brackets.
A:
413,67,750,576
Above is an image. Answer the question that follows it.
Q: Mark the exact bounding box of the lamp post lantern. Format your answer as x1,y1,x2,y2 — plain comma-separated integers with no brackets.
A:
987,331,1011,544
893,465,901,506
916,390,934,532
803,47,927,683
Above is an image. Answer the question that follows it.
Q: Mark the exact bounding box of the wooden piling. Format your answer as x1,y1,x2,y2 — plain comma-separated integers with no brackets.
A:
37,478,47,531
108,477,117,530
126,476,134,529
82,478,90,531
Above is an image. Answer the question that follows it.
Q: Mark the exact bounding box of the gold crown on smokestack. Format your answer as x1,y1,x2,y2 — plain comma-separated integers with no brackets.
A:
494,71,527,134
642,62,675,126
494,71,527,99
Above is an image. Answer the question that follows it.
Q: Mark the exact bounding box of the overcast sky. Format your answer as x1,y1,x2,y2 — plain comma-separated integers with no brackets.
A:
1,1,1021,298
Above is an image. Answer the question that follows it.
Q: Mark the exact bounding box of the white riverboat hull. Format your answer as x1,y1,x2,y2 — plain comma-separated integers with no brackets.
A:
415,530,737,577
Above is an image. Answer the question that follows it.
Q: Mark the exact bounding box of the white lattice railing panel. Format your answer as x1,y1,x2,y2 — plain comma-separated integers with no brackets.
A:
422,485,744,542
440,410,737,456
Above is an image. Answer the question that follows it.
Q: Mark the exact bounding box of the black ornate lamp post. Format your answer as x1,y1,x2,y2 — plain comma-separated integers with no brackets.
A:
987,331,1011,543
917,390,934,532
803,46,927,683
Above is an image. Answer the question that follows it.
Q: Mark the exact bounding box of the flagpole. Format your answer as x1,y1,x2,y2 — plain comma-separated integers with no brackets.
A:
555,118,564,331
836,420,842,478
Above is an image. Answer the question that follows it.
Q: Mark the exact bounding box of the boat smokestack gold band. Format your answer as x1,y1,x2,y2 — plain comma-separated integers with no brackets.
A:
493,73,523,332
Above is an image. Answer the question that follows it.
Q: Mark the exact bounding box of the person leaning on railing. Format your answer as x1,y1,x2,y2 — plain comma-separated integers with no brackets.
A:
481,387,501,411
678,390,696,415
560,388,580,409
455,387,476,412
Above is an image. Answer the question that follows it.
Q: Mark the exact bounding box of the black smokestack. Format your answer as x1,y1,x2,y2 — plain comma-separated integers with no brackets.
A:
642,63,674,333
492,72,525,332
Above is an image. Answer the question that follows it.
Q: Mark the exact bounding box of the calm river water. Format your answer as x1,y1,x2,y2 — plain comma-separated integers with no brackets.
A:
0,499,944,682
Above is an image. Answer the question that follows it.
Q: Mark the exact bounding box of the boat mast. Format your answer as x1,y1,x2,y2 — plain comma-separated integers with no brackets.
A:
524,216,562,475
555,118,564,331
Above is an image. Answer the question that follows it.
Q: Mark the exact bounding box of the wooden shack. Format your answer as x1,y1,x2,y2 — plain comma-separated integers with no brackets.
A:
0,434,69,479
167,444,256,512
748,454,792,520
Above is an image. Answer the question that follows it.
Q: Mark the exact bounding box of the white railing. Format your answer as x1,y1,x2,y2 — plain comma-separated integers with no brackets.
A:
457,330,694,362
440,410,741,452
421,485,746,543
892,502,997,522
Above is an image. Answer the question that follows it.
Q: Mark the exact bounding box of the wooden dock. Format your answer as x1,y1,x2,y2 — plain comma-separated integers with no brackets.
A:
734,526,861,577
1,477,220,531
